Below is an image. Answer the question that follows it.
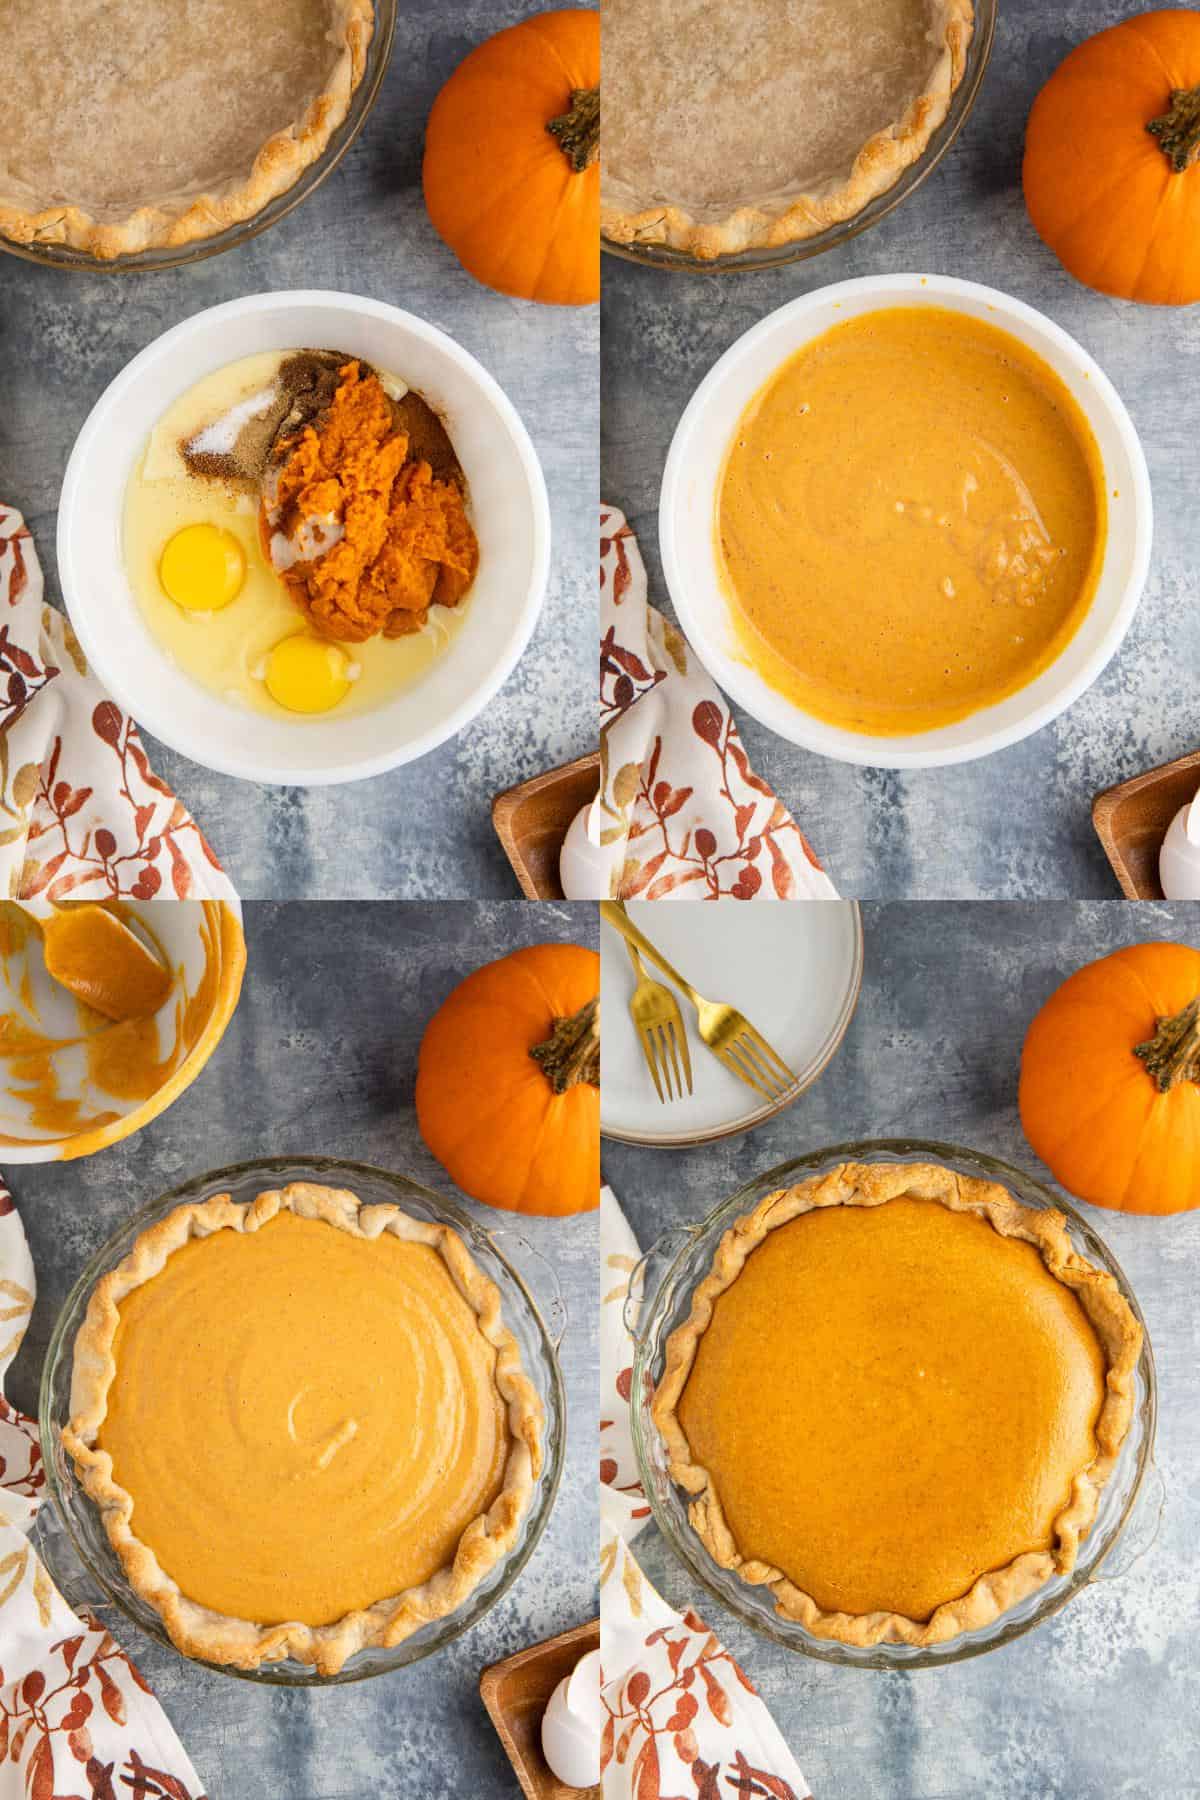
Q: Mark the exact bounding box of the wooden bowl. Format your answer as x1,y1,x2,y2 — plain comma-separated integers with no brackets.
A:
492,753,601,899
1093,749,1200,899
479,1619,600,1799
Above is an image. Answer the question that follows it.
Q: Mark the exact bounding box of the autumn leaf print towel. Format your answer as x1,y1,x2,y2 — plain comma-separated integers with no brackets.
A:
597,505,836,902
599,1186,811,1800
0,1183,206,1799
0,506,234,910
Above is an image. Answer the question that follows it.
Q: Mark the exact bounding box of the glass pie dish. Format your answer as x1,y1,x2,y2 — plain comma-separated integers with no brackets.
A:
602,0,995,276
38,1154,566,1686
628,1138,1160,1669
0,0,397,275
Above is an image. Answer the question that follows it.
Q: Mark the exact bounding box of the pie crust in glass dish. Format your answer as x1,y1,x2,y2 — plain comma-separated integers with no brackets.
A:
602,0,974,259
651,1160,1141,1646
0,0,375,259
62,1181,542,1673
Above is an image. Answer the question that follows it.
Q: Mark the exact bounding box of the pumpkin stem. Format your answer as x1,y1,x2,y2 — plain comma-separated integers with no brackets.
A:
529,997,600,1093
546,86,600,174
1132,995,1200,1091
1147,84,1200,172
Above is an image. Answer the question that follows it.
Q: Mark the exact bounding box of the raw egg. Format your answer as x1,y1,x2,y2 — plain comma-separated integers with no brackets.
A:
159,523,245,612
264,633,354,714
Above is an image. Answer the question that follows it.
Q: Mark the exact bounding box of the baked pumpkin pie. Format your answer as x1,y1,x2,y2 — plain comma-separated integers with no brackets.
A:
602,0,974,259
652,1161,1142,1645
0,0,374,259
63,1181,542,1673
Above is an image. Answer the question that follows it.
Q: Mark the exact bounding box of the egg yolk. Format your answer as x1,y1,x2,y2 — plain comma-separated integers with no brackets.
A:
264,634,352,714
159,524,245,612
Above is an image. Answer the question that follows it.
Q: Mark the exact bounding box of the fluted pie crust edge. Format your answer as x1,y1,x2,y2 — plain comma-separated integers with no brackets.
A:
0,1,374,259
651,1161,1142,1647
63,1181,542,1673
601,0,974,260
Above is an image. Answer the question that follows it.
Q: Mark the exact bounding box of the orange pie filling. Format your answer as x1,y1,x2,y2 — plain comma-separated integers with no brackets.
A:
65,1189,540,1671
655,1177,1141,1644
95,1212,508,1626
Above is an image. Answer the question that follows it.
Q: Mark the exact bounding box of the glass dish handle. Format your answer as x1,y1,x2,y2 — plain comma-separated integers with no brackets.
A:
31,1503,112,1619
489,1227,567,1351
623,1224,701,1344
1089,1458,1165,1586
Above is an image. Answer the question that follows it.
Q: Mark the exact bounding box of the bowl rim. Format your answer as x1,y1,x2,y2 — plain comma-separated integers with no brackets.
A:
658,272,1155,770
629,1135,1159,1670
601,0,997,275
37,1152,568,1685
56,289,552,787
0,0,399,275
0,899,245,1164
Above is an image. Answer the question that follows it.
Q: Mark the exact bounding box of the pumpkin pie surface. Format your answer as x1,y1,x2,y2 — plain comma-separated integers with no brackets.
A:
0,0,374,259
64,1182,542,1673
652,1162,1142,1645
602,0,974,258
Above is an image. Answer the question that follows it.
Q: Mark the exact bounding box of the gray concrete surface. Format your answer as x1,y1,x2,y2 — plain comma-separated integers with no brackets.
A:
0,7,597,900
7,901,598,1799
601,0,1200,898
602,900,1200,1800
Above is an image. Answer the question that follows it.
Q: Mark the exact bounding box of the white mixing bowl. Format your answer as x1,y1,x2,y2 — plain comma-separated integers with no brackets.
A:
659,274,1153,770
58,292,551,786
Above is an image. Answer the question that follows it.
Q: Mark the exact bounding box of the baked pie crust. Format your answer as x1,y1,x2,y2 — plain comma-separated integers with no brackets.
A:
602,0,974,259
652,1161,1142,1646
63,1181,542,1673
0,0,375,259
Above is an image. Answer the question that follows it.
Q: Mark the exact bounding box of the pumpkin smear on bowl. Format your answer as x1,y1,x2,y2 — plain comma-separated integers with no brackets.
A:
262,360,478,642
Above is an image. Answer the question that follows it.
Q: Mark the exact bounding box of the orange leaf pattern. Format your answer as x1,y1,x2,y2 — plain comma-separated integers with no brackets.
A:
0,506,234,912
0,1183,206,1799
599,1190,651,1536
600,1193,810,1800
600,1527,811,1800
597,506,836,901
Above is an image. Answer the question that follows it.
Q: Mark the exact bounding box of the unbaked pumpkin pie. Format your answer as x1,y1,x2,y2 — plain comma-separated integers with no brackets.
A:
0,0,374,259
63,1181,542,1673
652,1161,1142,1645
602,0,974,259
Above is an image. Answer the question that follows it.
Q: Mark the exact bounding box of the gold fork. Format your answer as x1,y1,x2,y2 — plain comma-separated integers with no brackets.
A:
620,916,693,1102
601,901,796,1103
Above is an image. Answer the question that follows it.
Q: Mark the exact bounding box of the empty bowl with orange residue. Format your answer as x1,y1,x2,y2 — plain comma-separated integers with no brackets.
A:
0,900,244,1162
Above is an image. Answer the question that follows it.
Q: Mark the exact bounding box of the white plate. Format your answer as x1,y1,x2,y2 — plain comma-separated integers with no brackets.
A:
659,273,1153,770
58,291,551,787
601,901,863,1147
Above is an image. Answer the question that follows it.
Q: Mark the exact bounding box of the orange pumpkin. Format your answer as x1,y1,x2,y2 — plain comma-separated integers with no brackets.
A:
416,942,599,1216
1023,9,1200,304
422,9,599,306
1019,941,1200,1215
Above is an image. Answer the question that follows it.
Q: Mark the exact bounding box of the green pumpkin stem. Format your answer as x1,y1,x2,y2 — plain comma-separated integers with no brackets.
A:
1132,995,1200,1091
1146,84,1200,172
546,86,600,173
529,996,600,1093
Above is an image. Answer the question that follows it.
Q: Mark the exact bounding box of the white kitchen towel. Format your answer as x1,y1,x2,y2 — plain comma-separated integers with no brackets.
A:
0,504,234,913
597,504,837,901
0,1181,207,1799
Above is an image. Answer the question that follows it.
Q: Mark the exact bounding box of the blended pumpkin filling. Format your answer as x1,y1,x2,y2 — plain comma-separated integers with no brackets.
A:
716,306,1107,735
676,1196,1108,1621
95,1211,509,1626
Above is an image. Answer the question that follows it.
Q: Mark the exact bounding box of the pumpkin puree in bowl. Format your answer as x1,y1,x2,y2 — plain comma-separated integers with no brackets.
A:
716,306,1107,736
